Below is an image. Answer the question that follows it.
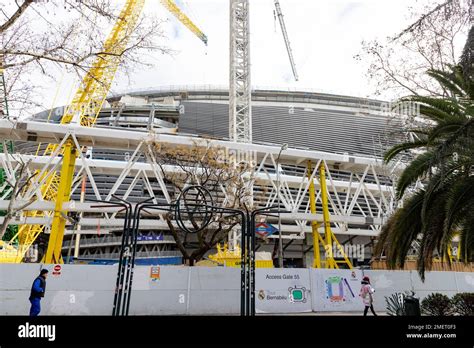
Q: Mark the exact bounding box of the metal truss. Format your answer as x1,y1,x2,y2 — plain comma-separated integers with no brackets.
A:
0,120,396,247
229,0,252,143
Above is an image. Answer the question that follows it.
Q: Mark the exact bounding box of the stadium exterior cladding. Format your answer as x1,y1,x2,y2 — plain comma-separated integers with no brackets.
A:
24,86,402,267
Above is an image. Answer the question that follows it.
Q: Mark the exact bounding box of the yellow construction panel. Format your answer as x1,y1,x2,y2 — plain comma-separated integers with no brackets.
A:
208,243,274,268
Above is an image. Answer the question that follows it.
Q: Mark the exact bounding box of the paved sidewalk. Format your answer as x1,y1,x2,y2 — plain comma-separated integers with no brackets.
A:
263,311,388,316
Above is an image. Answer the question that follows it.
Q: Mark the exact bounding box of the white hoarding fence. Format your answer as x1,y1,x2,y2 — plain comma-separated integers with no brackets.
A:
311,269,364,312
0,264,472,315
255,268,312,313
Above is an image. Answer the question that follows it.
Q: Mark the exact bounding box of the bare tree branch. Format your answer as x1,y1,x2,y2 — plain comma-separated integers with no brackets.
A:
391,0,454,41
0,158,37,239
0,0,33,34
1,1,171,118
150,141,254,265
356,0,471,98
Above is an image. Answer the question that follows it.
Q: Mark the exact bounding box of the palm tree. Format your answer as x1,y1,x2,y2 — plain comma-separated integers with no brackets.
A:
375,64,474,279
460,25,473,81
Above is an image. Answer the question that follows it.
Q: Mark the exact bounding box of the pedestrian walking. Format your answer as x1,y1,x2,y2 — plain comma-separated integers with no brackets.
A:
359,275,377,316
29,269,48,316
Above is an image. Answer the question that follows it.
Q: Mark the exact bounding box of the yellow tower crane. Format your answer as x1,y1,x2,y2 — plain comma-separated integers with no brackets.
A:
160,0,208,45
2,0,207,264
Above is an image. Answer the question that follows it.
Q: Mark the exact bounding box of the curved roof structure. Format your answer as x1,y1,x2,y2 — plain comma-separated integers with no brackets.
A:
32,86,404,159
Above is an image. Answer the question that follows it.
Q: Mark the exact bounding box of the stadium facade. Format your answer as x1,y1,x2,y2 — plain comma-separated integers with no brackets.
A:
23,86,403,267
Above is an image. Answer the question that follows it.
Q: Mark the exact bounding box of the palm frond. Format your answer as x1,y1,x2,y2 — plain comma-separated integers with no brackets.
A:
376,191,425,269
420,162,465,225
460,26,474,91
396,151,435,199
427,68,466,98
459,214,474,262
384,139,429,163
417,189,448,280
428,119,469,143
443,176,474,243
383,63,473,278
402,96,460,121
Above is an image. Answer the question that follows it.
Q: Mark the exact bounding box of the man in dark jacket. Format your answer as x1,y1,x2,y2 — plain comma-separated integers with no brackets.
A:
29,269,48,316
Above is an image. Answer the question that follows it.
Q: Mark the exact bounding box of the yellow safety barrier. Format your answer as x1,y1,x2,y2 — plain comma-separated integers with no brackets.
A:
208,243,274,268
0,241,18,263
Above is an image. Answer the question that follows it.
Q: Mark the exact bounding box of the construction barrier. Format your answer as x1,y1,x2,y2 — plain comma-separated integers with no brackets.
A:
255,268,312,313
0,263,117,315
129,266,190,315
310,269,364,312
362,270,413,312
363,270,474,312
0,264,472,315
187,267,240,315
371,260,474,272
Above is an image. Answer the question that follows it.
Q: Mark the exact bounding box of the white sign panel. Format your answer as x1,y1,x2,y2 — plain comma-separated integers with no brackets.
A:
255,268,312,313
311,269,364,312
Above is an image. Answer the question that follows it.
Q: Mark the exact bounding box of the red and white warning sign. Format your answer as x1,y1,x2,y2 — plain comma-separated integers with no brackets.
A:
52,264,61,276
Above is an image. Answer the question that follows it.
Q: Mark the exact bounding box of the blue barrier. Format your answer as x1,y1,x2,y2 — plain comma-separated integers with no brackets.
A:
75,256,182,266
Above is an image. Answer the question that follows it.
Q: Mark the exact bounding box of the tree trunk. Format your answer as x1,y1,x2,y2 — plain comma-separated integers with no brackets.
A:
271,238,279,260
165,217,189,263
189,248,209,266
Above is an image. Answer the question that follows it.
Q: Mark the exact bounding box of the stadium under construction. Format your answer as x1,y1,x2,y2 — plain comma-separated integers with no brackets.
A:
1,0,473,325
0,0,420,271
2,86,404,267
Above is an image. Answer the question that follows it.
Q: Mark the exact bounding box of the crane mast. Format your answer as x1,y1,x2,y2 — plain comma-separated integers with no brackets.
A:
229,0,252,143
274,0,298,81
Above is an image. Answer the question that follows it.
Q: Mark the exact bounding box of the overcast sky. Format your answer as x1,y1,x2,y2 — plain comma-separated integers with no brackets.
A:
36,0,444,111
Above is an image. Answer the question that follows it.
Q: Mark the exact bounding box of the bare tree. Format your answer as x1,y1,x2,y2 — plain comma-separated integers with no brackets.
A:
149,141,257,266
356,0,473,99
0,0,171,118
0,156,37,240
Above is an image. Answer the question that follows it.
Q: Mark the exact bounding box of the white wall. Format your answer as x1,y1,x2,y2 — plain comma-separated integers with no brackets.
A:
0,264,472,315
363,270,474,312
255,268,312,313
311,269,364,312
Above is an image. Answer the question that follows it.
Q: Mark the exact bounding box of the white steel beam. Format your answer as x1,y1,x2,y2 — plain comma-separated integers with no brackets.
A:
0,156,393,197
0,120,397,240
0,216,381,237
0,120,395,173
0,203,385,225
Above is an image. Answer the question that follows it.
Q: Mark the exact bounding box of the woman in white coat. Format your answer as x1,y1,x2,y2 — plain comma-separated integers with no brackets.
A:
359,276,377,316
